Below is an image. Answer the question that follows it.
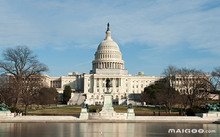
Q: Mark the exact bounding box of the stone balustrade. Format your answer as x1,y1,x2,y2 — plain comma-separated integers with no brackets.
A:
88,112,127,120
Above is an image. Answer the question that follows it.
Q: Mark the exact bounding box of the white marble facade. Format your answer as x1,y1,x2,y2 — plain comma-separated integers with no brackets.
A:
44,24,163,105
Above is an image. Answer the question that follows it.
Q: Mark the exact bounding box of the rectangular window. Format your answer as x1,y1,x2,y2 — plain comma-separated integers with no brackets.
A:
116,78,119,87
97,79,99,87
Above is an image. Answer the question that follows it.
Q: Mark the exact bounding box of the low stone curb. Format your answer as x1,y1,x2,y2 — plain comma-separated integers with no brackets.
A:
0,116,219,123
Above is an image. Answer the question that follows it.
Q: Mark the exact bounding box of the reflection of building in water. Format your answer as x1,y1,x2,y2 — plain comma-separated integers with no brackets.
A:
202,124,220,133
79,123,135,137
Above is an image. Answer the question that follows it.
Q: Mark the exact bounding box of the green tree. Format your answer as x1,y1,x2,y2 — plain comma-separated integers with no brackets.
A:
141,82,179,113
63,85,72,104
38,87,59,105
141,84,162,105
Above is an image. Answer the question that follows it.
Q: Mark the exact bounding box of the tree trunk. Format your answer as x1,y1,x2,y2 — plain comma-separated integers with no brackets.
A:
168,102,172,114
165,106,168,114
14,84,22,107
168,107,172,114
14,96,19,107
190,101,193,109
25,105,28,115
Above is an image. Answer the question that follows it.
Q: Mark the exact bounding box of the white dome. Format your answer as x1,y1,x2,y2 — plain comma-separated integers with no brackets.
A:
95,37,122,61
92,23,125,73
97,40,120,51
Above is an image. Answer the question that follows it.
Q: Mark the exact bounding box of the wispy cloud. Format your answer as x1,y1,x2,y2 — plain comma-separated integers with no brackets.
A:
0,0,219,54
0,0,219,76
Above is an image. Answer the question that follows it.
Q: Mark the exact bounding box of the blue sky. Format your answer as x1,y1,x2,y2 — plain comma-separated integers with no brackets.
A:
0,0,220,77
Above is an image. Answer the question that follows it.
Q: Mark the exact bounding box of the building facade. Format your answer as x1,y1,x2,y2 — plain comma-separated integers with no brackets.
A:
41,24,217,105
43,24,163,105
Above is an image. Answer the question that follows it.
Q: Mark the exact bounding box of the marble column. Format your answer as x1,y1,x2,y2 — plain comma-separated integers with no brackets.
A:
94,78,96,93
112,78,116,88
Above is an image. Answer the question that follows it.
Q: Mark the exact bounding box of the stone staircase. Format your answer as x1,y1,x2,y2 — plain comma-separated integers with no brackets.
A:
67,93,86,105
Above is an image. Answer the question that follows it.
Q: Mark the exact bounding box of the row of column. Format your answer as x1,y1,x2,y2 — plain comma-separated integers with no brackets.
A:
90,94,125,99
97,54,120,59
95,78,120,88
50,80,61,88
93,62,124,69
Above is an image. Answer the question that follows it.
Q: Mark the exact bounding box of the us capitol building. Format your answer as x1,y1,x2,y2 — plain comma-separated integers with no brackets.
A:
44,23,163,105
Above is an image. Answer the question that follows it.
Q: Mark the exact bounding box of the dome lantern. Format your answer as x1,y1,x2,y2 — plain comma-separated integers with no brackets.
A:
105,23,112,40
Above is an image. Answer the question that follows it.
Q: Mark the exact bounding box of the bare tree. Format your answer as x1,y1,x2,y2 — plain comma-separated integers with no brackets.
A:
21,75,45,115
162,80,179,114
209,67,220,97
213,67,220,90
162,65,178,88
0,46,48,107
177,68,210,108
162,65,179,113
0,75,11,104
162,66,210,113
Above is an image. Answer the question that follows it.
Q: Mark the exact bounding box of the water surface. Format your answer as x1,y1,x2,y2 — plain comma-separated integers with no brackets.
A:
0,123,219,137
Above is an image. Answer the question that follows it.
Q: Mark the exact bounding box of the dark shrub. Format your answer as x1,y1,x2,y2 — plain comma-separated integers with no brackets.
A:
186,107,206,116
8,107,23,113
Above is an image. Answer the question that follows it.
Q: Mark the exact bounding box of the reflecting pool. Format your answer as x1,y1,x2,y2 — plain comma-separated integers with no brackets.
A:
0,123,219,137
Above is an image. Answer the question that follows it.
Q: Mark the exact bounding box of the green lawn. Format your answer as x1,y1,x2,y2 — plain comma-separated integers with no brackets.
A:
27,105,180,116
27,106,81,116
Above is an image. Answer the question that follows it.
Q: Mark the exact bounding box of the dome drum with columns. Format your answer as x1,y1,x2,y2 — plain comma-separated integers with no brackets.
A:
91,23,127,74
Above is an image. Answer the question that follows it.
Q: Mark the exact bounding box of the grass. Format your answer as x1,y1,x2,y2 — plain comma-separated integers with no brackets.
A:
27,105,180,116
27,106,81,116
